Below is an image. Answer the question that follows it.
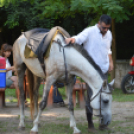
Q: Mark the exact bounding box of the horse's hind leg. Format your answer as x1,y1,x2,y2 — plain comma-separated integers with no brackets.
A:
13,42,26,130
33,76,42,118
30,77,55,134
66,79,81,134
16,63,26,130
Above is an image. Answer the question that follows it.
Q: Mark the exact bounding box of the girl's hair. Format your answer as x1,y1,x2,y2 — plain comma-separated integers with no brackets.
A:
0,43,12,57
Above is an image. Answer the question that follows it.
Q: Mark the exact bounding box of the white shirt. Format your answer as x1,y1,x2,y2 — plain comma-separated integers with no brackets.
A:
73,24,112,73
6,58,12,79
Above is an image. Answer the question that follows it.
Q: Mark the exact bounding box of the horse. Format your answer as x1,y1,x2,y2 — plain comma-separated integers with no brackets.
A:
13,26,114,134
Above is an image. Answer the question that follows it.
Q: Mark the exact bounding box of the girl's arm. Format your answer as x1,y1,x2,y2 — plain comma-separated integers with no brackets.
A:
6,66,14,72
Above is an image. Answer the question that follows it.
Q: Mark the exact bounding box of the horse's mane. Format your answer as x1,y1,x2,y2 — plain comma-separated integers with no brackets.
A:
57,32,106,80
69,43,106,80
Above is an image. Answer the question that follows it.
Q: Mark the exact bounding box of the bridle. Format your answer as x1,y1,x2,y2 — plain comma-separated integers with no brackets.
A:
90,85,112,118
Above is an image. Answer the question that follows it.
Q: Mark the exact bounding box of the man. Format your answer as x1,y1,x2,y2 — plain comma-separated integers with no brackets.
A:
65,14,113,131
53,83,64,106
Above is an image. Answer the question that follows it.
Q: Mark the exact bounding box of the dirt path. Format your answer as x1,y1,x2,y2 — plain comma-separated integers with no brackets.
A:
1,102,134,121
0,102,134,134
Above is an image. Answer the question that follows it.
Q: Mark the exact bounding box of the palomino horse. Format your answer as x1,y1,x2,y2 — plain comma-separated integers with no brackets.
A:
13,26,114,134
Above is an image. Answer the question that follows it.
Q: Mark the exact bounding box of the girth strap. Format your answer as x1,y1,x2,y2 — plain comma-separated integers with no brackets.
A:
52,39,71,85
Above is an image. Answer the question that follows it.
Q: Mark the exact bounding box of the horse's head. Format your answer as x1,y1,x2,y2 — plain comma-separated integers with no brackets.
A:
90,79,114,127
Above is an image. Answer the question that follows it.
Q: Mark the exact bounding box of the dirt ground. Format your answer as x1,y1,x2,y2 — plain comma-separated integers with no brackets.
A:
0,101,134,134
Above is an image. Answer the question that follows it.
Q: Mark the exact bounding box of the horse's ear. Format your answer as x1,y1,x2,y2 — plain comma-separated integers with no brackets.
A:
109,79,114,87
102,80,107,89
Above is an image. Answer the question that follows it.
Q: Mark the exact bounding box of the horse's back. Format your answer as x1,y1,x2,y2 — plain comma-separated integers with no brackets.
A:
13,34,45,78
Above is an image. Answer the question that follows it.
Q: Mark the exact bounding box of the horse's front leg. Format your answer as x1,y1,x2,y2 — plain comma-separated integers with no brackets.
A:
66,81,81,134
30,79,54,134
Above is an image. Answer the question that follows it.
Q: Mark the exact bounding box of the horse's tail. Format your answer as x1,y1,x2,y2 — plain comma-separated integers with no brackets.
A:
26,68,34,120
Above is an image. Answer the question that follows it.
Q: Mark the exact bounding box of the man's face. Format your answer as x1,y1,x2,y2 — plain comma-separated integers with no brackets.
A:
98,22,111,35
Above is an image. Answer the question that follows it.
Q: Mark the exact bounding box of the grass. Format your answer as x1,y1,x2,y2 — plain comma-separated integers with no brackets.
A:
5,88,16,98
112,88,134,102
1,116,134,134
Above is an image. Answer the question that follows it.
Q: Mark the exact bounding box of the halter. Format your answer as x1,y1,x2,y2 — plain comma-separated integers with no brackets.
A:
90,85,112,118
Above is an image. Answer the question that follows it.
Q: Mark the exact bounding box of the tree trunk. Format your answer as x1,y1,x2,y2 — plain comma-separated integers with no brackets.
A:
110,19,116,80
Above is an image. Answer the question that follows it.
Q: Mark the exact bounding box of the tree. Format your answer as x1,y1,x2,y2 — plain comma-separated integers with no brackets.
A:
1,0,133,25
0,0,55,30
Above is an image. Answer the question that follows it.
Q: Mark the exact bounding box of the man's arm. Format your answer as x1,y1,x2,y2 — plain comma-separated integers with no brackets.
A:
65,28,89,45
108,54,114,72
65,38,75,44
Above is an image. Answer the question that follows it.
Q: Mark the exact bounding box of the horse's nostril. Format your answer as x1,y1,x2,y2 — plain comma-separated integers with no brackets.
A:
103,100,109,103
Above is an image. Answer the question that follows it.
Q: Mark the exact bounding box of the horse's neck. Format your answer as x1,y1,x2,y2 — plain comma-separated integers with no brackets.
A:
49,33,103,96
65,47,103,96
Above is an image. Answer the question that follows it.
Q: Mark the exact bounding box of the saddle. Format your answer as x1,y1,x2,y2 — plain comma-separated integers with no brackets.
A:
24,28,50,62
24,26,70,74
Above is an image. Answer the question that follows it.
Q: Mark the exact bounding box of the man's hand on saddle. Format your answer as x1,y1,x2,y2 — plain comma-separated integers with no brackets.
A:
65,38,75,44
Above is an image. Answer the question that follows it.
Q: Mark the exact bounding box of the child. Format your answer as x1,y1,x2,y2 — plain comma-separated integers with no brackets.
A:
0,43,19,105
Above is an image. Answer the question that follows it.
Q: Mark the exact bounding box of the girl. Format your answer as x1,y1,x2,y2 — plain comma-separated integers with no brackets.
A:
0,43,19,105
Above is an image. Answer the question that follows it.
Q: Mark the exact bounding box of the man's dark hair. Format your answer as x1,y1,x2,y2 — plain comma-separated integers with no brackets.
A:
99,14,111,25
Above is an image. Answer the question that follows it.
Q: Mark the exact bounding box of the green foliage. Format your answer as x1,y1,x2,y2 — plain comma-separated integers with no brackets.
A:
0,0,34,7
0,0,134,31
1,0,54,30
40,0,133,24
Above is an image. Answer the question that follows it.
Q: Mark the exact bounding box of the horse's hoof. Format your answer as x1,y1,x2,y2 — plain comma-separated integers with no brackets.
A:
18,126,25,131
99,125,110,130
88,128,97,133
99,126,114,132
30,131,38,134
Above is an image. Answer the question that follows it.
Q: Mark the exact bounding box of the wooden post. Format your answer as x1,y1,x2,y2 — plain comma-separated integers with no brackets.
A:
47,86,54,108
111,19,116,80
78,89,85,108
72,80,86,108
0,88,6,108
